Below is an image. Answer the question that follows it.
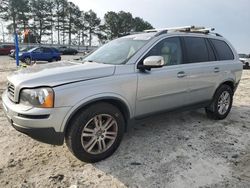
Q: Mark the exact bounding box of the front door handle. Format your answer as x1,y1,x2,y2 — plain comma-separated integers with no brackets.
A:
177,71,186,78
214,67,220,73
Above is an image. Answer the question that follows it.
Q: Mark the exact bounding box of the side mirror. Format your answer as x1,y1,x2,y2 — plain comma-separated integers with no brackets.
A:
138,56,164,70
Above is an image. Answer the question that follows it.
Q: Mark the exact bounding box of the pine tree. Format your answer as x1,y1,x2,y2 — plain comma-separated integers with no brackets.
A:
84,10,101,46
31,0,52,43
54,0,68,45
0,0,30,34
65,2,81,45
47,0,55,44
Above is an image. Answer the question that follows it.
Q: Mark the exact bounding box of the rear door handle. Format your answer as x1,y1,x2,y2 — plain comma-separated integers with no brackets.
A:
214,67,220,73
177,71,186,78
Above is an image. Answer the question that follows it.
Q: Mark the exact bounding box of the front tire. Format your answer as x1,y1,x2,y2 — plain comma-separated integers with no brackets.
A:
205,84,233,120
65,103,125,163
24,57,31,65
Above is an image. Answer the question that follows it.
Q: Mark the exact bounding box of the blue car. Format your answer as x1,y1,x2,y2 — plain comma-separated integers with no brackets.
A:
19,47,61,64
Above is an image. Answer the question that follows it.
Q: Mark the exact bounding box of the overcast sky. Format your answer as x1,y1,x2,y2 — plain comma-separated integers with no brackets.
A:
70,0,250,53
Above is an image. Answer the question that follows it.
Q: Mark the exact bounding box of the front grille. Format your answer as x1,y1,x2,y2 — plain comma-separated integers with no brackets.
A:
7,82,15,101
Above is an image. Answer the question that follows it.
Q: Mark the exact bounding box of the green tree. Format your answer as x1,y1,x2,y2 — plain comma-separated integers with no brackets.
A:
47,0,55,44
60,0,68,44
104,11,120,39
55,0,62,44
16,0,30,32
104,11,151,40
96,25,108,44
132,17,153,32
118,11,133,36
31,0,52,43
65,2,81,45
54,0,68,44
0,0,30,33
75,11,87,46
84,10,101,46
1,1,154,45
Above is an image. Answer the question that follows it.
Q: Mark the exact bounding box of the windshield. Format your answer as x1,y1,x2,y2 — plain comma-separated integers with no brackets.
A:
239,54,248,58
20,47,31,52
27,47,38,52
83,37,148,64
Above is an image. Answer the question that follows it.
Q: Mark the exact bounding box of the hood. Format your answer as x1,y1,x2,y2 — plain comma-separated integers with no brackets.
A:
8,61,115,89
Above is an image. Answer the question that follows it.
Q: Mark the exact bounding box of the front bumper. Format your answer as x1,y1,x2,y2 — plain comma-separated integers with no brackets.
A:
2,91,71,145
11,121,64,145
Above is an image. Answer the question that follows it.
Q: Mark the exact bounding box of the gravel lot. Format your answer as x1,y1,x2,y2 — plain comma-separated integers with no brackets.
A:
0,55,250,188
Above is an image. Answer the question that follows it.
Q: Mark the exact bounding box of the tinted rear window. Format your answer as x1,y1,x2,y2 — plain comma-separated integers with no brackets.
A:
184,37,209,63
210,39,234,60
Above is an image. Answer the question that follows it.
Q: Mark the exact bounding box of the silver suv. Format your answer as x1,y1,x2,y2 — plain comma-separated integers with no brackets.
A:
2,26,243,162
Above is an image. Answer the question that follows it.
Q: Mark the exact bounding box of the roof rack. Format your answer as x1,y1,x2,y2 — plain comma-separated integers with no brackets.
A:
144,25,196,33
144,26,222,37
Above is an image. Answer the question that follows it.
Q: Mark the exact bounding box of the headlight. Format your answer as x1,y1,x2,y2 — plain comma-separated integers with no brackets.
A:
20,88,54,108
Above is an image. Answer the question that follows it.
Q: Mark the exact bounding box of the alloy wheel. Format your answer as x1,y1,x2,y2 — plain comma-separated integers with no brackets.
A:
217,91,231,115
80,114,118,155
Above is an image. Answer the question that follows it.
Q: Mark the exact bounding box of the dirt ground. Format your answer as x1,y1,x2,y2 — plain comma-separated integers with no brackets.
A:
0,55,250,188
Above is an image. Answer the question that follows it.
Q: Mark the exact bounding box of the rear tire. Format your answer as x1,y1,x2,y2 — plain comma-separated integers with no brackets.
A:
51,58,56,62
65,102,125,163
205,84,233,120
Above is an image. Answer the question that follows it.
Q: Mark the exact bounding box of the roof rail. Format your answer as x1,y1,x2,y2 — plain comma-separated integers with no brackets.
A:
210,32,223,37
144,26,221,37
144,25,197,33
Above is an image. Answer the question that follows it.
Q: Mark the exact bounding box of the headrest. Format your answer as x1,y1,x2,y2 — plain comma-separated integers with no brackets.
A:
161,46,171,54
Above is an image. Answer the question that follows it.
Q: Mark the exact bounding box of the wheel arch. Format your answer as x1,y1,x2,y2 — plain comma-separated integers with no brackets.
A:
206,79,235,119
62,96,132,135
23,55,30,59
220,78,235,91
214,79,235,98
221,80,235,92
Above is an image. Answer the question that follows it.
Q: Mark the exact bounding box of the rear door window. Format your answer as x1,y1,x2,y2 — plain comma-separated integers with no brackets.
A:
183,37,209,63
33,48,42,53
43,48,52,53
210,39,234,60
205,39,216,61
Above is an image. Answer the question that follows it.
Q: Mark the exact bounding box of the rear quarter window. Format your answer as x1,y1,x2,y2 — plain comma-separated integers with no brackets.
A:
210,39,234,60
